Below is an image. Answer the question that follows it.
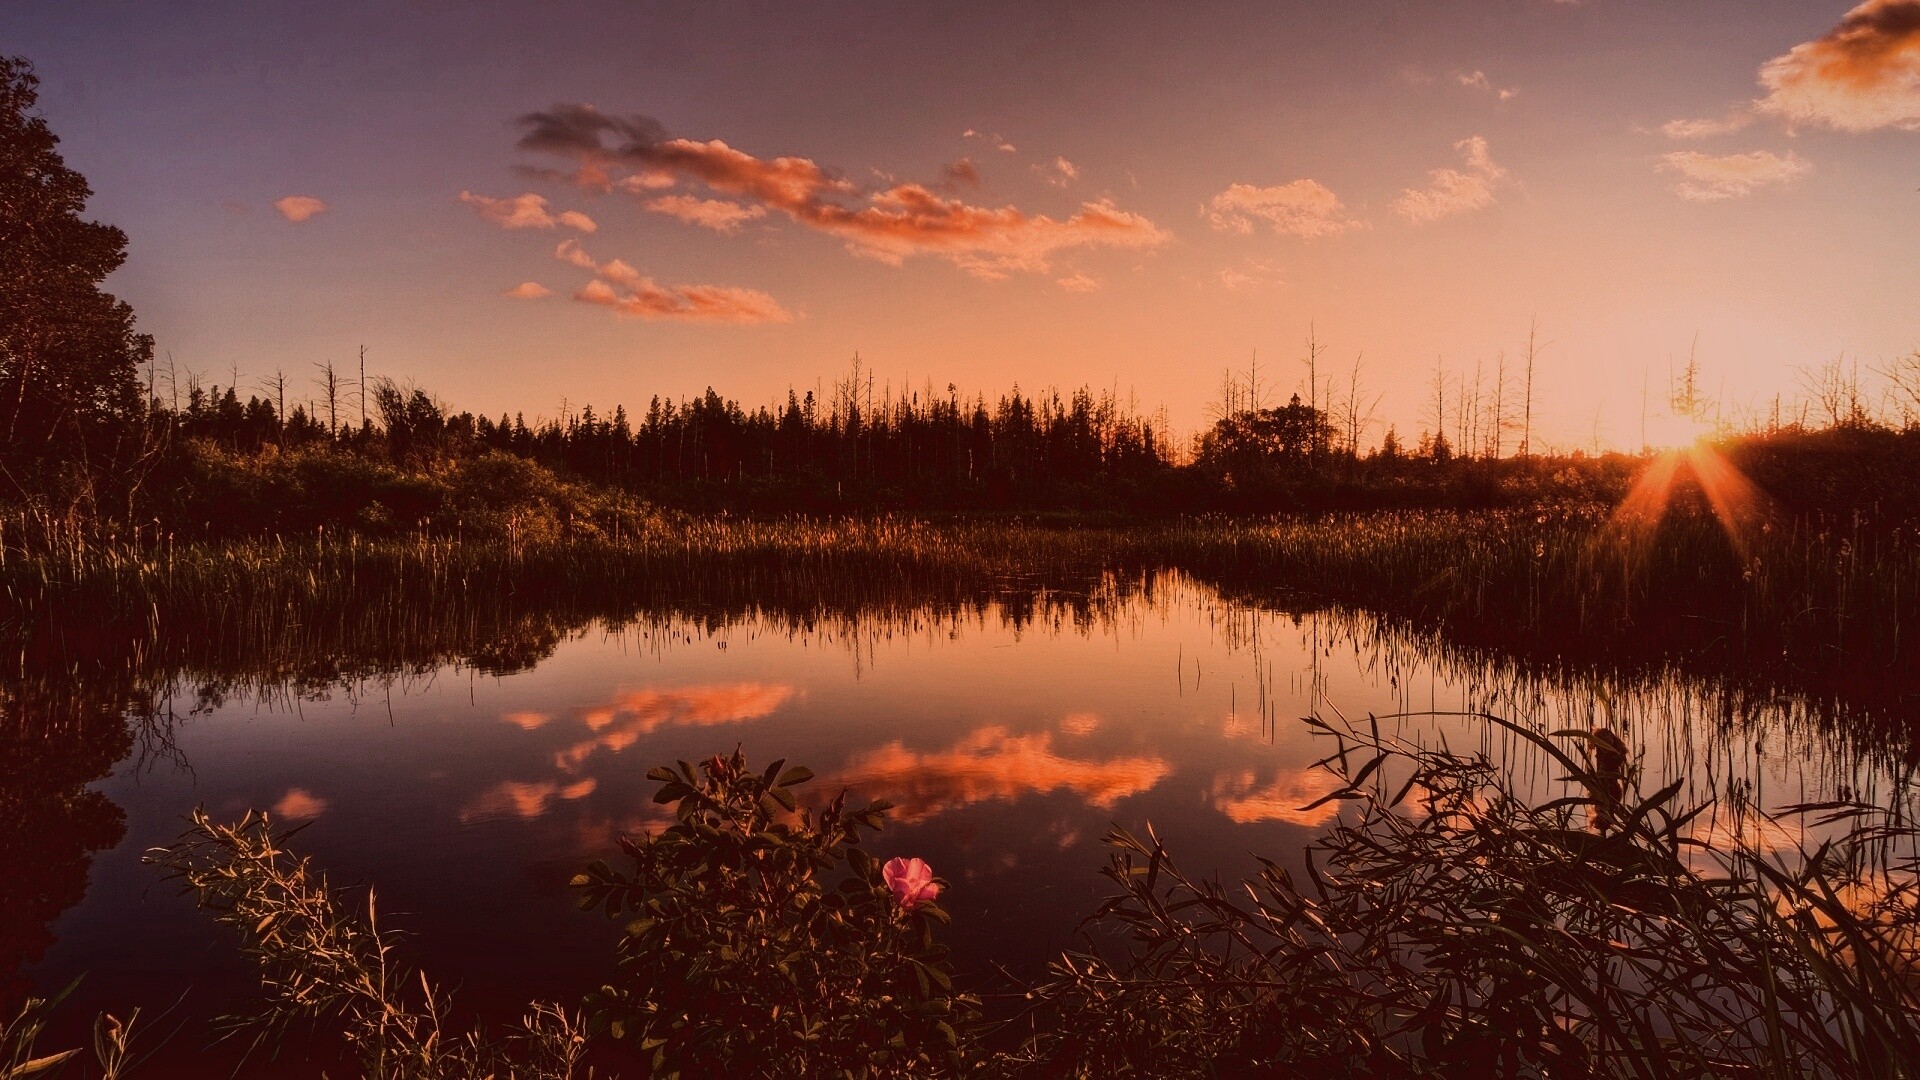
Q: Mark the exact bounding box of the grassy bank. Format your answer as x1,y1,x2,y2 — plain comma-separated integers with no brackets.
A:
3,508,1914,731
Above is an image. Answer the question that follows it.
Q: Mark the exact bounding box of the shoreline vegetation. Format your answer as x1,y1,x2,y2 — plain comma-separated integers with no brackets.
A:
10,727,1920,1077
7,503,1916,723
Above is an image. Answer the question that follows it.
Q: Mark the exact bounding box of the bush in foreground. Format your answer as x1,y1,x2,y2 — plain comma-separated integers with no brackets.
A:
112,720,1920,1078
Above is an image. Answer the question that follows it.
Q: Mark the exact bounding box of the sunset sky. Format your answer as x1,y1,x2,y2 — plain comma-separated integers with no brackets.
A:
8,0,1918,449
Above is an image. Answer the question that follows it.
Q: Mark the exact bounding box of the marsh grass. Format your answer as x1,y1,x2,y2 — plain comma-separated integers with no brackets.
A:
999,712,1920,1078
4,509,1913,725
145,809,591,1080
109,713,1920,1078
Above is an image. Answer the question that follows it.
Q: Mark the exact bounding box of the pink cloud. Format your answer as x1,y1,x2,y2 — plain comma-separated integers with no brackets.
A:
1032,156,1080,188
502,281,552,300
458,190,597,232
1392,136,1509,224
1457,70,1519,101
643,193,769,233
554,240,793,324
515,107,1167,279
963,128,1018,153
1204,179,1364,238
1055,272,1100,293
1658,149,1811,201
274,195,327,223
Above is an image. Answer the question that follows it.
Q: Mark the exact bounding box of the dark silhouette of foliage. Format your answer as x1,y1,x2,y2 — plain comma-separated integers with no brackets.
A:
0,56,153,511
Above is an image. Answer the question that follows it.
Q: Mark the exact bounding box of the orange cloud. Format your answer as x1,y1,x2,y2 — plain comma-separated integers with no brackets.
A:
553,239,793,324
1659,149,1811,201
1204,179,1364,238
502,282,552,300
274,195,327,222
459,778,597,823
642,193,769,233
272,787,330,819
1754,0,1920,132
458,190,597,232
515,107,1167,279
836,726,1169,824
1392,136,1508,224
1209,768,1345,826
1055,272,1100,293
553,682,797,770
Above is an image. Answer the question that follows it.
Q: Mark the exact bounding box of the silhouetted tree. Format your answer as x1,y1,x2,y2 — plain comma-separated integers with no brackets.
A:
0,56,152,506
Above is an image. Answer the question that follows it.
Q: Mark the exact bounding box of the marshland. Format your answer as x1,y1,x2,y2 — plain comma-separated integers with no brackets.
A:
8,3,1920,1074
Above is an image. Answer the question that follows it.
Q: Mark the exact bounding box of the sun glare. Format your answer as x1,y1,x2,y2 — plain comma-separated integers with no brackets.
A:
1608,439,1769,558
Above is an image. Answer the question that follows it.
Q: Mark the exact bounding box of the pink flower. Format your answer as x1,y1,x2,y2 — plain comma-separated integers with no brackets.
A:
882,856,941,911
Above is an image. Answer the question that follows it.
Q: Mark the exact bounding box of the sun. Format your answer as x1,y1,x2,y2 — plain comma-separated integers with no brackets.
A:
1608,437,1769,558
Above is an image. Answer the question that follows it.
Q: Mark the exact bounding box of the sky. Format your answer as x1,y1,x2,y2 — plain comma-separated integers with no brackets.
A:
6,0,1918,450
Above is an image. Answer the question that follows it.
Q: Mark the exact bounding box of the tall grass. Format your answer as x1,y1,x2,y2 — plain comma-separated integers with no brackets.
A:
4,509,1913,725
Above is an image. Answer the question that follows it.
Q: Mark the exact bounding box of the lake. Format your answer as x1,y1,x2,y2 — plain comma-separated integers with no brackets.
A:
8,568,1911,1073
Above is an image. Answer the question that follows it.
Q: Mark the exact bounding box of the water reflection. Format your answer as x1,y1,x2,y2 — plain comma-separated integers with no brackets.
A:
4,568,1915,1067
836,726,1170,824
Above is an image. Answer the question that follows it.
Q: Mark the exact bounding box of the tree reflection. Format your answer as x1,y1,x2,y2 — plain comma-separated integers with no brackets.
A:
0,676,133,1008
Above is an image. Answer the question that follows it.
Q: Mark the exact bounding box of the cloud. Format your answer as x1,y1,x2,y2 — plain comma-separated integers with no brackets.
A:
1204,179,1365,238
274,195,327,223
1055,272,1100,292
938,158,982,191
554,240,794,324
1666,1,1920,136
503,281,552,300
1658,149,1812,200
642,193,768,233
1754,0,1920,132
964,128,1018,153
1216,261,1284,291
458,190,597,232
1392,136,1509,224
1457,70,1520,101
514,106,1168,279
836,726,1169,824
272,787,329,819
1660,112,1757,139
1032,156,1080,187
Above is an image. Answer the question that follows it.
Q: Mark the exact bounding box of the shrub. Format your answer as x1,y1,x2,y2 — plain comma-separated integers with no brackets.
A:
570,750,975,1078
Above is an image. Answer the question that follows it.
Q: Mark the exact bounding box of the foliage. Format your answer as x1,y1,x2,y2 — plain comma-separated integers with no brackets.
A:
0,55,153,510
145,809,592,1079
1003,712,1920,1078
571,750,975,1078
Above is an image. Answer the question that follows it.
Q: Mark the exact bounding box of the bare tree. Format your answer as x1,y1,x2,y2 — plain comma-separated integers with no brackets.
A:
1335,354,1382,456
314,359,341,436
1875,350,1920,430
1520,317,1544,457
1797,354,1868,430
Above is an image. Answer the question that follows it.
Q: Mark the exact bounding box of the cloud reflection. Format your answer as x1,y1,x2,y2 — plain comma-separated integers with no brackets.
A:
1209,768,1344,826
554,683,796,771
838,726,1168,824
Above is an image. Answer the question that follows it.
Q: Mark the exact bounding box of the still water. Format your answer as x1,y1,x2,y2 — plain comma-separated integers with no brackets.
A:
13,571,1908,1070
